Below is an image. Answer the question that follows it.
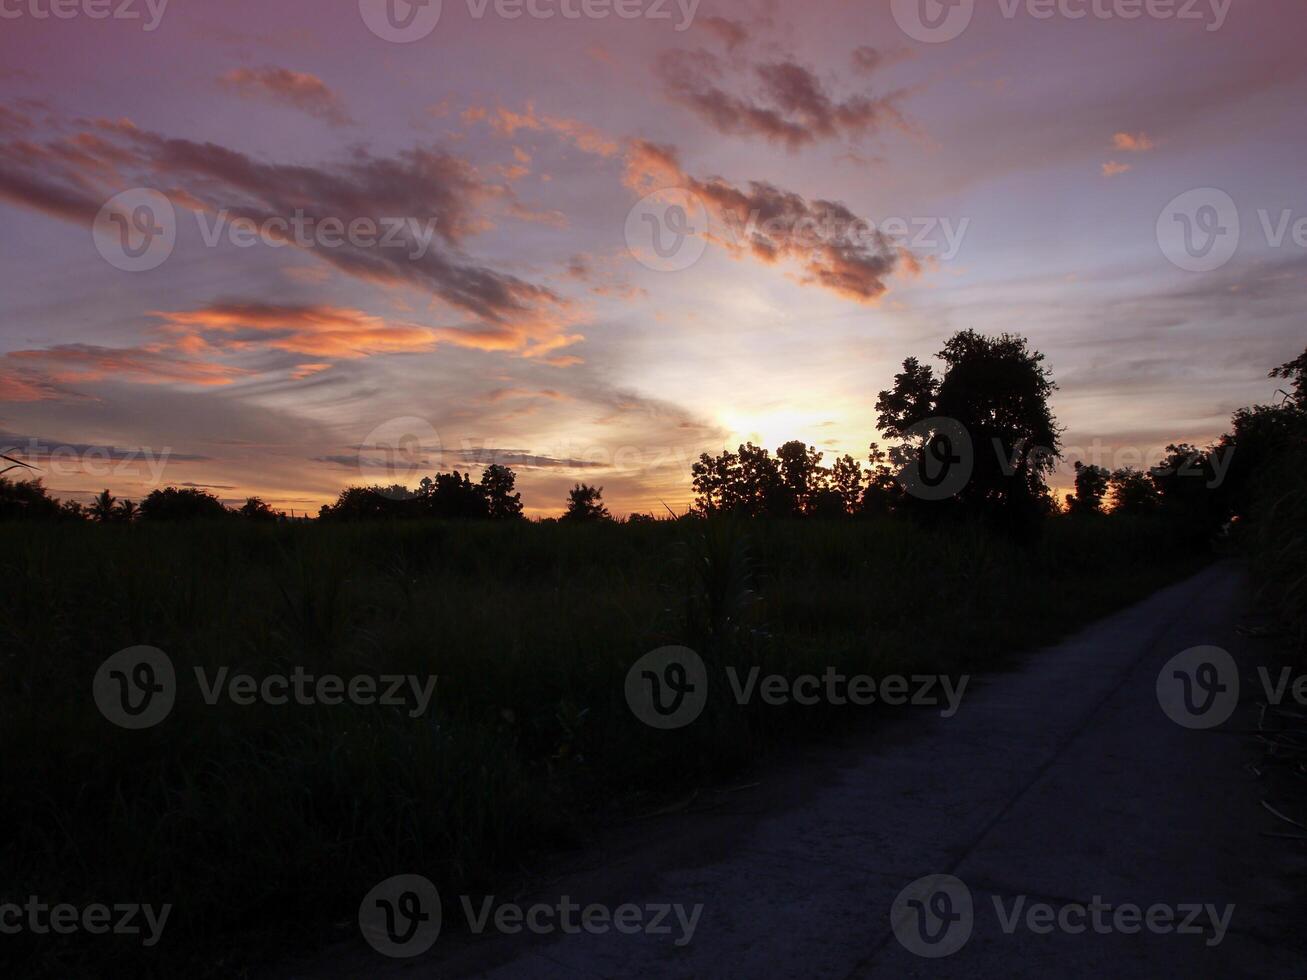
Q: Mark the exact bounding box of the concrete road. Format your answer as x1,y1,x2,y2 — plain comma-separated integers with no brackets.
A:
304,563,1307,979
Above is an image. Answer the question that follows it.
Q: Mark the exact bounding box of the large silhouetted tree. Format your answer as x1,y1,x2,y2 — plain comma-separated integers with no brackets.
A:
479,464,523,519
562,483,610,521
876,330,1060,535
140,486,229,520
1066,462,1109,515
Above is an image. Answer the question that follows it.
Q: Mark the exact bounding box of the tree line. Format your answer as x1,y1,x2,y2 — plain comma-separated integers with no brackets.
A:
2,331,1303,534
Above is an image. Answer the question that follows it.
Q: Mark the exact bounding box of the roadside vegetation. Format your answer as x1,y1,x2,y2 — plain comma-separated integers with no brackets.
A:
1,333,1302,977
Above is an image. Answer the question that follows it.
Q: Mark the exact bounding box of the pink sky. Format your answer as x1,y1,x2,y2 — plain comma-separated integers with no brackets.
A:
1,0,1304,515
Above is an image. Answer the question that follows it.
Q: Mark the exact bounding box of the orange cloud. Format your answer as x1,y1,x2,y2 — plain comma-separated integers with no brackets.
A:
219,66,354,126
152,304,439,358
4,344,249,391
624,141,907,303
1101,160,1132,177
467,103,620,157
1111,131,1156,152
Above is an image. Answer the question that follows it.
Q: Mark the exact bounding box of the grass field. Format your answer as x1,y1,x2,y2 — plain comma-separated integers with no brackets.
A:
0,514,1210,977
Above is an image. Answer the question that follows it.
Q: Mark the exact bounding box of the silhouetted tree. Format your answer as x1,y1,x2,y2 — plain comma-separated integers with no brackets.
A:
1108,468,1159,515
139,486,229,521
89,489,118,522
828,454,864,515
0,477,67,521
238,497,279,521
420,470,489,519
876,330,1060,537
479,464,523,519
116,499,138,522
860,443,903,515
776,440,823,516
1066,462,1109,515
562,483,610,521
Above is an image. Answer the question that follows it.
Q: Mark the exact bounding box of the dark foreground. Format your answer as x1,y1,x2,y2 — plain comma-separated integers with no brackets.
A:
300,563,1307,979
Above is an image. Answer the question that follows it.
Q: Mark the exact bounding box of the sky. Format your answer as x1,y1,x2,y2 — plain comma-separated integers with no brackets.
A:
0,0,1304,516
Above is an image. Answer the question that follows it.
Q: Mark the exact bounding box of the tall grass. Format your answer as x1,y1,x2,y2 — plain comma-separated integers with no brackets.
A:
0,515,1206,977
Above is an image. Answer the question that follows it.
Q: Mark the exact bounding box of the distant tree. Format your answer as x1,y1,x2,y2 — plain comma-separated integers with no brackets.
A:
828,454,865,515
876,330,1060,536
116,499,139,522
860,443,903,516
1108,468,1160,515
691,442,801,517
238,497,279,522
479,464,523,519
89,489,118,523
420,471,489,519
318,486,403,521
626,512,656,524
1270,347,1307,405
0,478,67,521
1066,461,1110,515
562,483,610,522
1214,346,1307,518
776,440,824,516
139,486,229,521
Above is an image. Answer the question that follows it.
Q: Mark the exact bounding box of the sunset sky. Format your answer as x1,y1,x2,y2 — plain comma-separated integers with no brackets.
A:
1,0,1304,516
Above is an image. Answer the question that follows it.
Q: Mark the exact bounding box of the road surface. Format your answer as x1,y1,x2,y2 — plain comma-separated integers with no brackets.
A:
300,563,1306,978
